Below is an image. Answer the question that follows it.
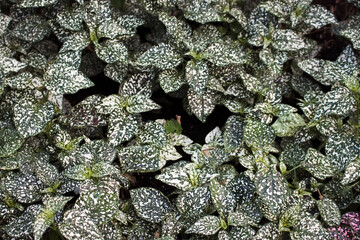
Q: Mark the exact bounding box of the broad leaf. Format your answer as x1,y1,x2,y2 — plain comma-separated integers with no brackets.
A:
185,215,221,235
118,145,159,172
341,158,360,185
244,118,275,148
303,5,337,29
130,187,172,223
317,198,341,226
186,60,209,96
0,122,24,158
176,186,211,218
138,121,167,148
290,216,333,240
108,112,138,146
302,148,337,180
188,89,216,123
271,113,305,137
223,115,245,152
206,42,245,66
95,40,128,64
272,29,306,51
209,179,236,218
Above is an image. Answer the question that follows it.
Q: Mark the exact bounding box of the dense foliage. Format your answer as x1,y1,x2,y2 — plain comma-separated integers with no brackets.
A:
0,0,360,239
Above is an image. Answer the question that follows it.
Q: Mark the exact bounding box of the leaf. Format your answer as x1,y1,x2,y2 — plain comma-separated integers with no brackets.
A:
2,205,43,238
227,211,257,227
313,87,355,121
107,112,138,146
272,29,306,51
104,61,128,84
279,143,306,167
185,215,221,235
271,113,305,137
228,176,256,205
60,31,91,53
188,88,216,123
176,186,211,218
180,0,222,24
59,209,105,240
130,187,172,223
290,216,333,240
341,158,360,185
75,190,119,224
253,222,281,240
244,118,275,148
56,7,84,31
303,5,337,29
136,43,182,70
2,172,43,203
255,167,290,219
0,13,12,36
325,133,360,172
0,122,24,158
339,15,360,50
155,162,193,191
120,72,153,97
317,198,341,226
209,179,236,218
95,40,128,64
205,42,246,66
138,121,167,148
158,68,185,93
118,145,159,172
126,94,161,113
223,115,245,152
44,61,94,95
64,164,92,180
4,72,33,90
230,226,256,239
92,162,118,178
158,12,192,43
20,0,58,7
302,148,337,180
13,98,54,138
0,56,27,75
297,59,334,85
186,60,209,96
12,16,49,42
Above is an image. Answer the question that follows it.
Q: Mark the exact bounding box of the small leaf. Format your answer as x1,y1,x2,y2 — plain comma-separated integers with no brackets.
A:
302,148,337,180
59,209,105,240
317,198,341,226
186,60,209,96
95,40,128,64
185,215,221,235
138,121,167,148
205,42,246,66
188,88,216,123
209,179,237,218
272,29,306,51
12,16,49,42
130,187,172,223
303,5,337,29
271,113,305,137
158,68,185,93
107,112,138,146
0,122,24,158
253,222,281,240
0,56,27,75
92,162,118,178
60,31,91,53
244,118,275,148
176,186,211,218
126,94,161,113
180,0,221,24
155,162,193,191
136,43,182,70
290,216,333,239
64,164,92,180
13,98,54,138
341,158,360,185
20,0,58,7
118,145,159,172
223,115,245,152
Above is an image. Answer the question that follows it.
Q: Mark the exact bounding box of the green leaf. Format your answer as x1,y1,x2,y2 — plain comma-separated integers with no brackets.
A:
244,118,275,148
253,222,281,240
138,121,167,148
136,43,182,70
13,98,54,138
104,61,128,84
227,211,258,227
313,87,355,121
95,40,128,64
279,204,304,231
76,190,119,224
205,42,246,66
180,0,222,24
176,186,211,218
209,179,236,218
20,0,58,7
185,215,221,235
297,59,334,85
97,15,144,39
4,72,33,90
92,162,118,178
59,209,105,240
56,7,84,31
0,13,12,36
0,122,24,158
279,143,305,167
64,164,92,180
290,216,333,240
155,162,193,191
316,198,341,226
303,5,337,29
341,158,360,185
158,12,192,43
120,72,153,97
272,29,306,51
271,113,305,137
339,15,360,49
12,16,49,42
107,112,138,146
130,187,172,223
325,133,360,171
2,205,43,238
186,60,209,96
223,115,245,152
259,0,290,17
60,31,91,53
44,59,94,95
255,167,290,219
126,94,161,113
302,148,337,180
2,172,43,203
188,89,216,123
158,68,185,93
230,226,256,239
0,56,27,75
118,145,159,172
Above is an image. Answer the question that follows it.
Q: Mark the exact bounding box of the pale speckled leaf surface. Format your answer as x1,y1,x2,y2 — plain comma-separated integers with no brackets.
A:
290,216,333,240
130,187,172,223
209,179,236,218
185,215,221,235
244,118,275,148
186,60,209,96
188,89,216,123
302,148,337,180
176,186,211,218
118,145,159,173
317,198,341,226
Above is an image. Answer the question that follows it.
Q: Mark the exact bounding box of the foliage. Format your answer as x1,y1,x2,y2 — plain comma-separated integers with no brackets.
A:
0,0,360,239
